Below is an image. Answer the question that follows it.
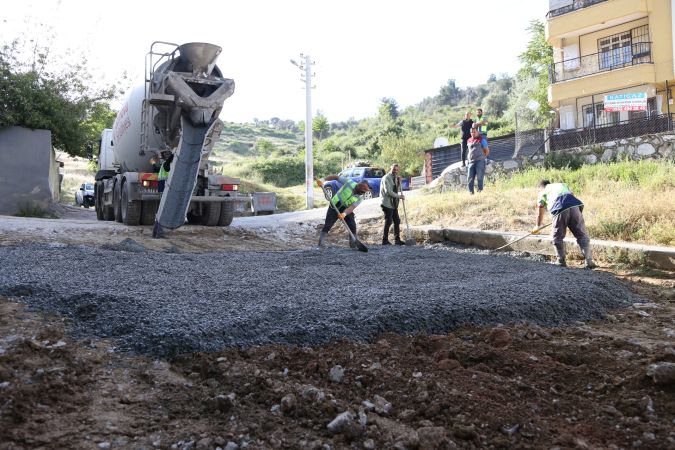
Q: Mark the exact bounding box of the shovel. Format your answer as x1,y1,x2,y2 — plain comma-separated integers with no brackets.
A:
400,186,416,246
494,221,552,252
315,179,368,253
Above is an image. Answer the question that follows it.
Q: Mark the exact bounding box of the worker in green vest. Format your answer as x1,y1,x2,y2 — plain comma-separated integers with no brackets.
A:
318,175,371,248
475,108,488,139
153,152,174,239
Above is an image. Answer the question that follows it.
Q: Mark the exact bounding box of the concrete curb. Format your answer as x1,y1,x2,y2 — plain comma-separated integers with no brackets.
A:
412,225,675,270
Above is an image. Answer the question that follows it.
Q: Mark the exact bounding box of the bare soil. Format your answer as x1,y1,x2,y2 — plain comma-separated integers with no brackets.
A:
1,208,674,450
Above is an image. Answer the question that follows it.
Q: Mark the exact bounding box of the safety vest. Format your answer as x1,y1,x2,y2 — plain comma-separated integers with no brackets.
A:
158,163,169,181
476,115,487,135
331,180,359,211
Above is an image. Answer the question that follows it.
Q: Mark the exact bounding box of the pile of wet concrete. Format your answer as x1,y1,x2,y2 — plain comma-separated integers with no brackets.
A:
0,240,643,358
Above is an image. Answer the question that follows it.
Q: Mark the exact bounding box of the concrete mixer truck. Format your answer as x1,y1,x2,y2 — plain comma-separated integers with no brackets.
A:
94,41,244,229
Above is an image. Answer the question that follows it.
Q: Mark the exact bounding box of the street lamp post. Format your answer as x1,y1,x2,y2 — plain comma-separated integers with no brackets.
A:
291,54,315,209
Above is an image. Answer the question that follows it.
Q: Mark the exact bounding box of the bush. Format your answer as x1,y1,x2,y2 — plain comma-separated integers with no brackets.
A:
543,152,584,170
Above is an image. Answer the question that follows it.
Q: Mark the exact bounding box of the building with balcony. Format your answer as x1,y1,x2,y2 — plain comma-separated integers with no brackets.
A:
546,0,675,149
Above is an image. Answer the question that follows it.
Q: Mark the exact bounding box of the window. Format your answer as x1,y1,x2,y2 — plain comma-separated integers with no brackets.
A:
598,32,632,70
582,102,619,127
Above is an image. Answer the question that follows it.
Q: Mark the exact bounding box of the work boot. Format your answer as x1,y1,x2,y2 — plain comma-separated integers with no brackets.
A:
318,231,328,248
394,239,405,246
382,240,391,245
553,242,567,267
581,244,597,269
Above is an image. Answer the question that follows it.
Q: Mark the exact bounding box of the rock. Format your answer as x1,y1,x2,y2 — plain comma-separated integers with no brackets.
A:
637,143,656,156
224,442,239,450
646,362,675,385
327,411,354,433
437,359,461,371
280,393,297,414
417,426,447,449
196,438,213,450
502,160,519,170
329,365,345,383
452,424,478,440
299,385,325,403
363,438,376,449
601,149,613,163
585,154,597,164
362,400,375,411
488,328,512,347
209,393,236,413
373,394,393,415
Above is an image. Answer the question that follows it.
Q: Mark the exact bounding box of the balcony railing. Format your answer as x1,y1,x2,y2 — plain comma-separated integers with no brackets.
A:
549,42,652,83
546,0,609,19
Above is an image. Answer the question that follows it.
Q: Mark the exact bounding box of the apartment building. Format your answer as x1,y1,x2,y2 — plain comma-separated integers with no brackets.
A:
546,0,675,146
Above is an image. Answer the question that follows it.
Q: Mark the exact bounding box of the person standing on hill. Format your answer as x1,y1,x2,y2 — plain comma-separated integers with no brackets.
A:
475,108,488,140
379,163,405,245
466,125,490,194
451,111,473,167
532,180,596,269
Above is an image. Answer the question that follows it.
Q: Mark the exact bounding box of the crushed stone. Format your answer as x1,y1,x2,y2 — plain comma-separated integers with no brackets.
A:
0,242,643,358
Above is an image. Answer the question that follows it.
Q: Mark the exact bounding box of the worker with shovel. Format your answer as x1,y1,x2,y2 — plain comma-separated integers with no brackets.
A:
317,175,371,250
380,163,405,245
532,180,596,269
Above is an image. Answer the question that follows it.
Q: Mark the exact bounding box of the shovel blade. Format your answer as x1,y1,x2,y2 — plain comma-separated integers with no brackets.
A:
355,239,368,252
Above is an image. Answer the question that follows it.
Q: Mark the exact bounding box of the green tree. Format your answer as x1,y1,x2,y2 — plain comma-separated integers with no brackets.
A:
517,20,554,122
312,113,329,140
0,38,117,156
438,79,461,106
378,97,399,121
378,134,426,177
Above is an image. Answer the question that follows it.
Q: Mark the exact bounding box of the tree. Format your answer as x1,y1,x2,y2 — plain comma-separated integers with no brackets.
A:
438,79,461,106
312,114,329,140
517,20,554,122
0,38,117,156
378,97,399,121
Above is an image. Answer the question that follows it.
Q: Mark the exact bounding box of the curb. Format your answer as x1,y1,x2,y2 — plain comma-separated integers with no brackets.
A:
412,225,675,270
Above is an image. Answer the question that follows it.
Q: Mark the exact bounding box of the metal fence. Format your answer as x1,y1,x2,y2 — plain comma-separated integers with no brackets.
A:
550,114,673,151
546,0,608,19
550,43,652,83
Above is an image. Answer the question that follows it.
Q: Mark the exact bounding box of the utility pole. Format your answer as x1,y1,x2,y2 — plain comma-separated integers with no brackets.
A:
291,54,315,209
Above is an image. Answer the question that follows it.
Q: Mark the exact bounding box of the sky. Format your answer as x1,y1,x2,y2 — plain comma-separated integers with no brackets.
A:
2,0,550,124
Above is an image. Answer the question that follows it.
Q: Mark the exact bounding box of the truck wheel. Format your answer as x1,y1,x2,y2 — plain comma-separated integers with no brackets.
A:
200,202,221,226
140,201,158,226
218,202,234,226
113,182,123,223
121,183,141,225
95,182,103,220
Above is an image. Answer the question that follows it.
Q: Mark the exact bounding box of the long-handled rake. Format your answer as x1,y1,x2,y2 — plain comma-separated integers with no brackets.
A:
494,221,552,252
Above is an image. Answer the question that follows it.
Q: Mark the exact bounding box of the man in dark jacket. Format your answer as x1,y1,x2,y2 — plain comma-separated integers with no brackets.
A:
452,111,473,167
379,163,405,245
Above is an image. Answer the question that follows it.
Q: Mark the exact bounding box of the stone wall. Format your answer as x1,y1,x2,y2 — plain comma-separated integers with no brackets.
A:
433,131,674,191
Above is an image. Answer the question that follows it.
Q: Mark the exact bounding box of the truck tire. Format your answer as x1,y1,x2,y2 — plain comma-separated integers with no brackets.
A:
218,202,234,226
113,181,123,223
140,201,158,226
95,182,103,220
200,202,221,226
121,182,141,225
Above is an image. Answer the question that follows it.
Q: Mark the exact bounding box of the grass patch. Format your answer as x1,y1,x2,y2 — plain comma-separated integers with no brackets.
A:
407,160,674,246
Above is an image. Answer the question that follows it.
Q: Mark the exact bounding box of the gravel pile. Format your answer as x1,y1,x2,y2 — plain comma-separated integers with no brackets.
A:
0,240,643,358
